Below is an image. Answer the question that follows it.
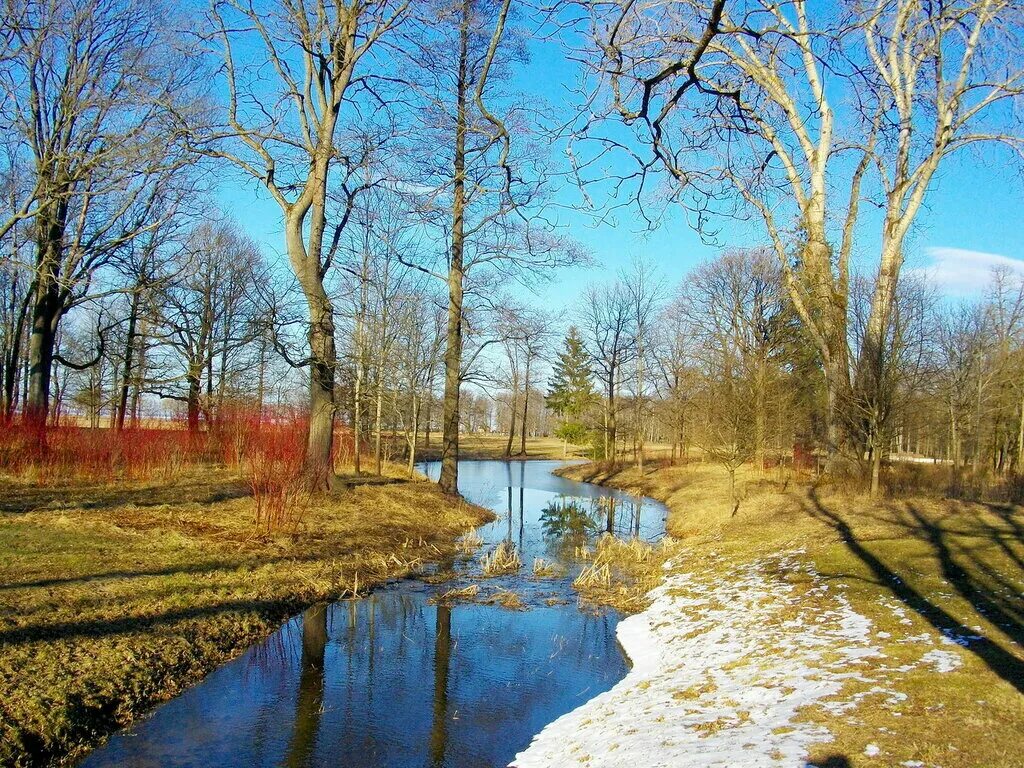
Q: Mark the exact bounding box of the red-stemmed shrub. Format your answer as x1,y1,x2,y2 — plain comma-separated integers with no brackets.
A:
243,410,310,533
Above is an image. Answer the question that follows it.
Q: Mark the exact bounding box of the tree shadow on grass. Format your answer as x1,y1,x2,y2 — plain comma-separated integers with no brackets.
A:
0,477,249,514
0,596,297,646
807,757,851,768
803,488,1024,695
0,551,325,593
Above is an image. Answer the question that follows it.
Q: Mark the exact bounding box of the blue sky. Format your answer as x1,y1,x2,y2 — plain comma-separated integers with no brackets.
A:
215,32,1024,317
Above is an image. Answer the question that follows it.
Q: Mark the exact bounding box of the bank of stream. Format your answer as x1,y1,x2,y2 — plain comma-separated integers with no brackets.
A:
78,460,668,768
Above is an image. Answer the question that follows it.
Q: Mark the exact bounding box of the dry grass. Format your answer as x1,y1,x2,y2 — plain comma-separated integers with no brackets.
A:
531,557,563,578
457,527,484,554
572,535,681,613
0,469,491,768
430,584,480,604
484,589,526,610
479,539,522,575
559,458,1024,768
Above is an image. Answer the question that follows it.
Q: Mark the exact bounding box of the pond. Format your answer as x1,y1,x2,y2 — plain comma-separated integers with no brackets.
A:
79,460,668,768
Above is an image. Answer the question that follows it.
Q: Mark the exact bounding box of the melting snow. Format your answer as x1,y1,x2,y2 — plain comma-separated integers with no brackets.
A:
512,556,879,767
919,649,963,673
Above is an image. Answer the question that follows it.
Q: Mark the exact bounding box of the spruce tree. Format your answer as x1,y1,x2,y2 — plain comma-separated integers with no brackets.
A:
546,328,594,445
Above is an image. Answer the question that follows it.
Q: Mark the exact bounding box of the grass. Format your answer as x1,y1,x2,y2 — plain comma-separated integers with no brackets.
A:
556,458,1024,767
0,468,491,768
531,557,563,578
479,539,522,575
572,535,681,613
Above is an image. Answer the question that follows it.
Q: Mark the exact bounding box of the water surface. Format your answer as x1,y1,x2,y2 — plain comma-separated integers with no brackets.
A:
80,460,667,768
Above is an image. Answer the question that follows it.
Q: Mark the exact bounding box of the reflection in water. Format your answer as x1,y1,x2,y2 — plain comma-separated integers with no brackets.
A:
539,498,599,539
286,605,327,767
81,596,627,768
429,605,452,767
80,461,666,768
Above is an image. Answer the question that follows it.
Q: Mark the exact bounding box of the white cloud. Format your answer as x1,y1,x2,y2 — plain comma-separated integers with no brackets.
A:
918,247,1024,295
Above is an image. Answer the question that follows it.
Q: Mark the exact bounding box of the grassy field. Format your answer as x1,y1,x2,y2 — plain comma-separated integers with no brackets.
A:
557,459,1024,768
0,469,490,767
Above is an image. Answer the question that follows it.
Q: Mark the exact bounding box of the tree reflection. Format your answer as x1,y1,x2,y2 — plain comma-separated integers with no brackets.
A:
285,604,328,768
539,498,599,539
429,604,452,767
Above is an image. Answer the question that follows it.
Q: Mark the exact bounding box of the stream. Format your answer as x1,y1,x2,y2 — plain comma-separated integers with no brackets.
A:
79,460,668,768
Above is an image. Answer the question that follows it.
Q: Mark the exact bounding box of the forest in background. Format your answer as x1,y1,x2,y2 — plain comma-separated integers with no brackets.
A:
0,0,1022,504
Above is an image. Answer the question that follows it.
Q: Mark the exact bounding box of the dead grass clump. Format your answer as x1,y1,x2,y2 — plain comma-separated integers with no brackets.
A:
573,561,611,588
458,528,484,553
531,557,563,578
485,589,526,610
430,584,480,604
572,534,681,613
480,539,522,575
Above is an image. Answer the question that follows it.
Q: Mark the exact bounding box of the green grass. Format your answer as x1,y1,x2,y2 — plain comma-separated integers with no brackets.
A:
557,459,1024,767
0,470,490,767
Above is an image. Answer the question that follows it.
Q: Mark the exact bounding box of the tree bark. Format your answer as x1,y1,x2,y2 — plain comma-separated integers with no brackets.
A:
374,377,384,476
287,215,337,492
186,368,201,434
504,383,517,458
3,288,31,421
519,354,530,456
116,290,141,431
26,192,68,439
438,1,471,496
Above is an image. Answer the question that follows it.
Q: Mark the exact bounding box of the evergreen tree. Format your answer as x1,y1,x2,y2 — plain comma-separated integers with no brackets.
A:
546,327,595,429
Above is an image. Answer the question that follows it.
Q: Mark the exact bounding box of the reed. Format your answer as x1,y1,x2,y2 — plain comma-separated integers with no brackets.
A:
479,539,522,575
531,557,562,578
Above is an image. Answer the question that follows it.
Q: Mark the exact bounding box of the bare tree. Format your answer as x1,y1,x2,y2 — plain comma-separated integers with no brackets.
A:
203,0,407,489
582,0,1024,471
622,256,665,471
396,0,582,493
150,222,262,432
581,279,635,461
2,0,199,437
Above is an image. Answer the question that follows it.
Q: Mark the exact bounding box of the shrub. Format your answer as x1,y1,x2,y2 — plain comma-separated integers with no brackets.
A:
243,417,310,533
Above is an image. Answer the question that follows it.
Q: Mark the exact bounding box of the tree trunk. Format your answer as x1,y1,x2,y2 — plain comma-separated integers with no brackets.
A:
504,385,517,458
116,291,141,431
353,270,366,475
1015,388,1024,474
753,354,766,472
424,394,431,449
374,376,384,476
869,437,881,497
26,176,72,443
4,289,31,421
607,367,617,462
635,344,644,472
186,369,201,434
519,355,530,456
407,393,419,477
287,215,337,492
438,2,470,496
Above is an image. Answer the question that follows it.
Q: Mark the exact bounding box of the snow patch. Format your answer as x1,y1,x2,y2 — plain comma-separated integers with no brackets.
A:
512,556,879,767
920,649,963,673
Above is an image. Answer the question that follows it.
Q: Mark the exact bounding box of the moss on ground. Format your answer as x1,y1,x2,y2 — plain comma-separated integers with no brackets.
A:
556,459,1024,768
0,470,490,767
